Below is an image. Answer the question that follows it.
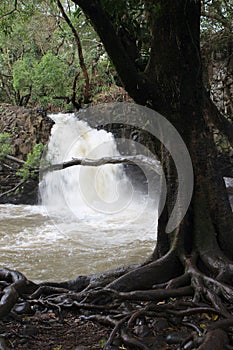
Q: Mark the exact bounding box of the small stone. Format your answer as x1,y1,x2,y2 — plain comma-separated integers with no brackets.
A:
166,333,184,344
14,302,33,315
183,340,194,349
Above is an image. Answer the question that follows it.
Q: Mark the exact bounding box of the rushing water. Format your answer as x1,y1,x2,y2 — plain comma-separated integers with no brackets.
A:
0,204,156,282
0,114,159,282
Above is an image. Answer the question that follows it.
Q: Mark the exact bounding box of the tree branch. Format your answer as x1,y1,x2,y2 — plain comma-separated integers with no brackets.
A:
56,0,90,104
71,72,81,109
5,154,25,165
71,0,160,106
0,180,26,199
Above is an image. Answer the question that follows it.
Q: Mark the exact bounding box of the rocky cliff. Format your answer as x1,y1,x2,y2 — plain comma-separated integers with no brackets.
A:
0,104,53,204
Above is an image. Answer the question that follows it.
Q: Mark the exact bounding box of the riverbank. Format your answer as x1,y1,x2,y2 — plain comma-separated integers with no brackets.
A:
0,311,111,350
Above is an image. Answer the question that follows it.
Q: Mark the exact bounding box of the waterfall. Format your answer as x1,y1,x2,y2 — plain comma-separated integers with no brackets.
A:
39,113,158,234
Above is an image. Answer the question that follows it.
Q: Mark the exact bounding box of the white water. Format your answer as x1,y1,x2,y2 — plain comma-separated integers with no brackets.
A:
0,114,159,282
40,114,134,216
40,114,158,233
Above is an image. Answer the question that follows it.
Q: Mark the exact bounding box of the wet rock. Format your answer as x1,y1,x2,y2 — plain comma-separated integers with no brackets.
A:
14,301,34,315
0,104,53,204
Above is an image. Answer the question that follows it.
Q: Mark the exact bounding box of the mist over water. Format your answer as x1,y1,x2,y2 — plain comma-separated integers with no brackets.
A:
0,114,159,282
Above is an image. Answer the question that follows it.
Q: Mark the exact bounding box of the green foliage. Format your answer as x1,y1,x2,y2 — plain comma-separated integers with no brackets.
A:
99,0,151,56
13,56,35,94
99,338,106,348
0,133,13,161
17,143,44,180
0,132,13,158
32,51,70,105
0,0,115,108
1,0,230,109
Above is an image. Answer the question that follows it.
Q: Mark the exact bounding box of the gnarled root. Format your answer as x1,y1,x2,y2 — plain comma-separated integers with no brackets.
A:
0,268,37,318
2,248,233,349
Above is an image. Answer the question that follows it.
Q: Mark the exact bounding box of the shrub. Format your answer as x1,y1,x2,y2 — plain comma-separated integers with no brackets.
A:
17,143,44,180
0,132,13,161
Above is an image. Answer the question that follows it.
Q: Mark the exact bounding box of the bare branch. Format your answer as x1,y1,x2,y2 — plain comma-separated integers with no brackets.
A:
40,155,161,175
56,0,90,104
71,0,159,107
0,180,26,199
5,154,25,165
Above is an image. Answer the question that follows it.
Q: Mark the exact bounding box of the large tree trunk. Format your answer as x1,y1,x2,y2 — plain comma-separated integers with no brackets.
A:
146,0,233,261
72,0,233,286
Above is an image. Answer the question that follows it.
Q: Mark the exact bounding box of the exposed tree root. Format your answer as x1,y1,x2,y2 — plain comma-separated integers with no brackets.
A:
2,252,233,349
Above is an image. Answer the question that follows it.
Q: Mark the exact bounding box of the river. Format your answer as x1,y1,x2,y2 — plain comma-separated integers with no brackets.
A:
0,204,156,282
0,114,159,282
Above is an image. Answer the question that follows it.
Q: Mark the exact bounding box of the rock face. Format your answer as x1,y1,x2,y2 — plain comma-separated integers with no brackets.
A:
0,104,52,160
0,104,53,204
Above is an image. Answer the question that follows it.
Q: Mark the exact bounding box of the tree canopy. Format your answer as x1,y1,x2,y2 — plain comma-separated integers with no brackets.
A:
0,0,232,111
0,0,118,109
